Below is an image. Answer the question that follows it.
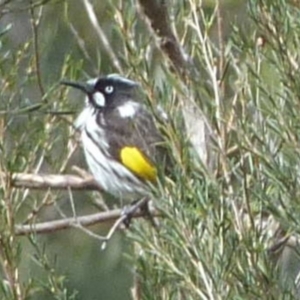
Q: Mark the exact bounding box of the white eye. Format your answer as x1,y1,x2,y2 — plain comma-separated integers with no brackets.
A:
104,85,114,94
93,92,105,107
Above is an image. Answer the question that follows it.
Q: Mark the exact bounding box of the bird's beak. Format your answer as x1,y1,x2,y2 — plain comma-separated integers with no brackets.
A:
60,80,94,94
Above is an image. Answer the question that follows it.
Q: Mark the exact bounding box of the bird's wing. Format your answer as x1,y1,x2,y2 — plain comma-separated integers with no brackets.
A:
103,106,166,182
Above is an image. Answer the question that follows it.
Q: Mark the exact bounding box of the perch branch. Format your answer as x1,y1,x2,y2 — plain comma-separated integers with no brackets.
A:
15,200,158,236
8,172,101,191
2,172,160,236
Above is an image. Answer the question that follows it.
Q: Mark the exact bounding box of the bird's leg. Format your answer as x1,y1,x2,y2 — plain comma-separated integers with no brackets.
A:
139,199,159,228
121,197,158,228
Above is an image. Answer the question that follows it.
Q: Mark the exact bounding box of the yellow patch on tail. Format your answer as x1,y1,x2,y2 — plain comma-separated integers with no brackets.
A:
120,147,157,182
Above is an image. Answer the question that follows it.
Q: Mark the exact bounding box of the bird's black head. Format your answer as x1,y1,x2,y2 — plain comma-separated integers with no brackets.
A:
61,74,139,109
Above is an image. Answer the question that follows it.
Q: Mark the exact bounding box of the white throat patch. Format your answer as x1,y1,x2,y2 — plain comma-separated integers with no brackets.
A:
118,101,139,118
75,103,94,130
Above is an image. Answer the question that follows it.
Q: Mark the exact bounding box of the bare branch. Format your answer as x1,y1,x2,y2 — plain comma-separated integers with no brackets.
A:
137,0,192,77
5,172,160,237
15,201,159,236
66,19,97,74
8,172,102,191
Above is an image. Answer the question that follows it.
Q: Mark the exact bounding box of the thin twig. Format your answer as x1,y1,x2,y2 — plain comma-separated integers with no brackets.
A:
82,0,123,73
29,1,45,99
216,0,225,93
1,176,24,300
64,3,97,74
104,198,150,243
1,0,53,15
63,185,111,242
21,139,79,223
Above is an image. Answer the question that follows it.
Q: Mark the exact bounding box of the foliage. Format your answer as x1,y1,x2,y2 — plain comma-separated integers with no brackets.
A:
1,0,300,299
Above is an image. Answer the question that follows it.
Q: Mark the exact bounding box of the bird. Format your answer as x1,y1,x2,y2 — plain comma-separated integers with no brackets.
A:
61,74,169,204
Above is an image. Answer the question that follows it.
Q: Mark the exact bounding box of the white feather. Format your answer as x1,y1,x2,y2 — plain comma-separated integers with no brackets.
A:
118,101,140,118
93,92,105,107
74,98,93,130
77,103,148,200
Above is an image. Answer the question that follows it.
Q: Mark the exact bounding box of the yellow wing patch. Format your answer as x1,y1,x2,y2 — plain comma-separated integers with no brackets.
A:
120,147,157,182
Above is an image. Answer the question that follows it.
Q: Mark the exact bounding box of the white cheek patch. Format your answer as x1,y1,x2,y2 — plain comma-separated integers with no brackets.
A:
118,101,139,118
93,92,105,107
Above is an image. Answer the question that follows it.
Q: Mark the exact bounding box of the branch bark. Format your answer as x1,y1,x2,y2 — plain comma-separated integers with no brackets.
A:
9,172,101,190
137,0,192,77
4,172,159,236
15,205,158,236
